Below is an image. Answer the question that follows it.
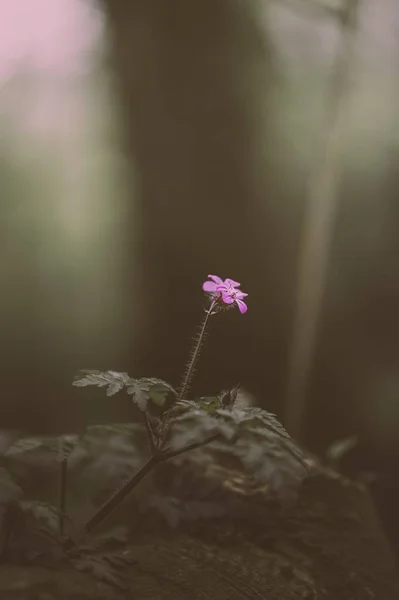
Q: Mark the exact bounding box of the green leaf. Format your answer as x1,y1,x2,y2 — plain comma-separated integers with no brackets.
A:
140,378,176,396
167,403,308,505
73,372,177,408
172,400,199,412
141,378,176,407
198,397,223,412
148,385,169,407
126,379,150,411
125,378,176,411
73,370,131,397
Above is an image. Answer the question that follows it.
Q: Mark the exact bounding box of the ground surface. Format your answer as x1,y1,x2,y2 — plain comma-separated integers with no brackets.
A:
0,464,398,599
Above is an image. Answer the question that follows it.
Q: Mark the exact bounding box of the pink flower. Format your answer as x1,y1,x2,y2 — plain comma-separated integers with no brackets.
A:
202,274,248,314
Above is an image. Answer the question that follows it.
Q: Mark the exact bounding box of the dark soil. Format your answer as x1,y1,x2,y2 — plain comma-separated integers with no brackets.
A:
0,464,398,599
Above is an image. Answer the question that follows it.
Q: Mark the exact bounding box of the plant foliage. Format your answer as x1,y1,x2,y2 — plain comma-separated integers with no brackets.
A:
73,370,176,410
0,369,309,590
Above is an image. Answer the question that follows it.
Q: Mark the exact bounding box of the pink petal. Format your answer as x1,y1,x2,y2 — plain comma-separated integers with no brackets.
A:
225,278,240,288
235,291,248,299
221,292,234,304
207,274,223,284
236,299,248,314
216,283,229,292
202,281,218,293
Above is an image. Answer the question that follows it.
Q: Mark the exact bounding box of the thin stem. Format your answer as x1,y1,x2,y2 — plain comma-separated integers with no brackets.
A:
178,299,217,400
162,434,219,461
62,434,220,552
63,455,158,551
59,458,68,537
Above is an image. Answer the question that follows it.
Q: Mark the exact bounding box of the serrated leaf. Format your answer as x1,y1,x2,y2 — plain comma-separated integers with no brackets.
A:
167,400,199,418
169,409,231,451
73,370,130,397
214,407,290,438
2,436,62,476
76,426,146,503
148,385,170,407
5,435,80,466
139,378,177,408
231,429,308,503
140,378,176,396
167,403,308,505
126,376,176,410
249,408,291,440
126,379,150,411
49,435,79,463
80,423,147,459
197,397,223,412
5,438,44,456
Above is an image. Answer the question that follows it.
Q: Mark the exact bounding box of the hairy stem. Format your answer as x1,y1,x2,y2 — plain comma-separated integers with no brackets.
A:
178,299,217,400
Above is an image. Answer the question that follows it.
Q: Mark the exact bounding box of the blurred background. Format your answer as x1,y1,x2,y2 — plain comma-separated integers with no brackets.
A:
1,0,399,553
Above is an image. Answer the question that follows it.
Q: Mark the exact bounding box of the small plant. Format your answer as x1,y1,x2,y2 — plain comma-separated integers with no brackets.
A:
65,274,306,547
0,274,308,589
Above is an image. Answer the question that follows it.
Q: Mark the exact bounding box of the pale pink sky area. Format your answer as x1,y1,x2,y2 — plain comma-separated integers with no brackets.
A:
0,0,101,81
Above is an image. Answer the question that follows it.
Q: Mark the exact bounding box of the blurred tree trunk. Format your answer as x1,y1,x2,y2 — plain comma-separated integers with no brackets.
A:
100,0,298,407
284,0,359,442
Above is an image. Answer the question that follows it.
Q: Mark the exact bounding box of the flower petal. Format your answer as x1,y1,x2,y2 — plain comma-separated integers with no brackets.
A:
207,274,223,284
236,299,248,314
202,281,218,293
224,278,240,288
221,292,234,304
216,283,229,292
235,291,248,299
